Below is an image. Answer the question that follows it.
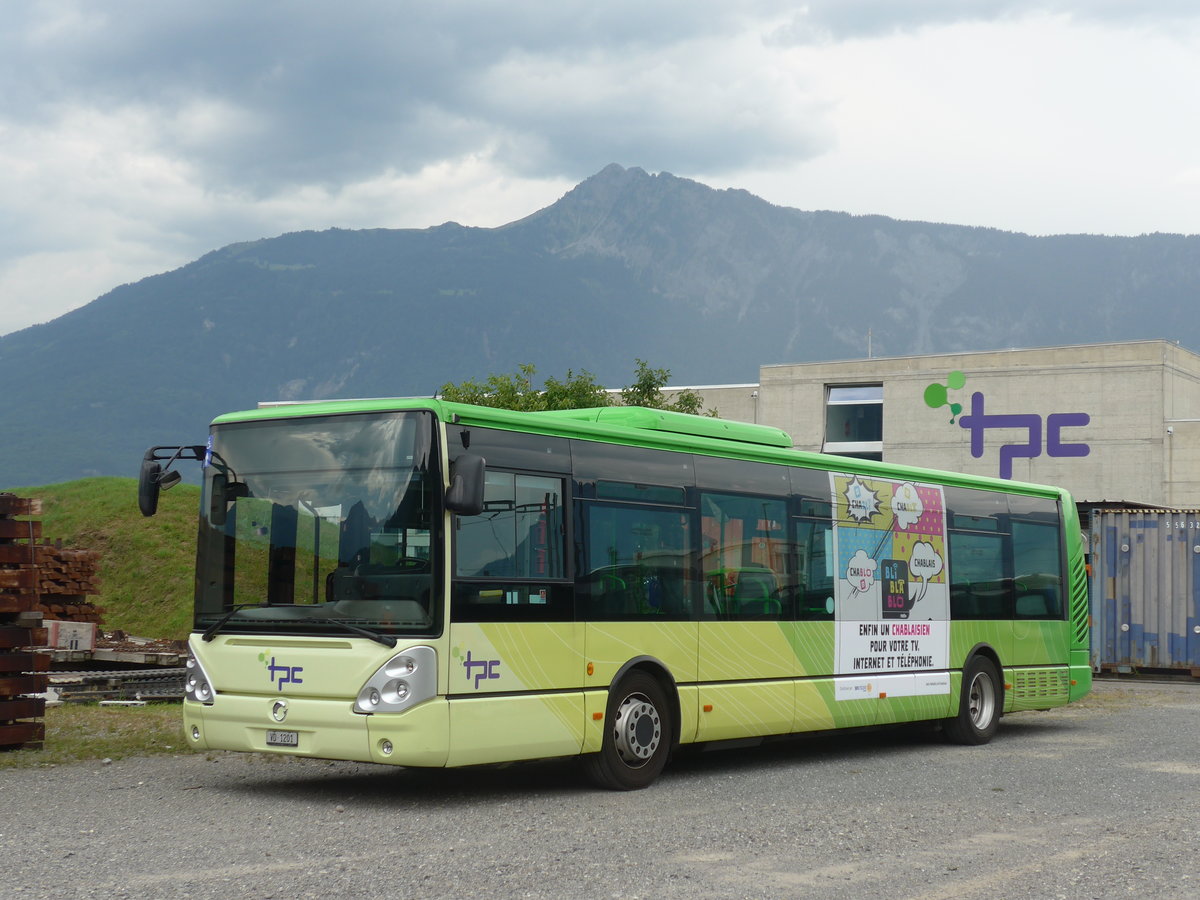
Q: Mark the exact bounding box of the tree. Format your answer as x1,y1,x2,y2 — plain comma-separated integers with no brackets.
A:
619,358,710,415
439,360,712,414
438,364,611,412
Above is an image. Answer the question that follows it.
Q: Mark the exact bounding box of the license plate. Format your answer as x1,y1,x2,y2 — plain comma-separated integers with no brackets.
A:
266,730,299,747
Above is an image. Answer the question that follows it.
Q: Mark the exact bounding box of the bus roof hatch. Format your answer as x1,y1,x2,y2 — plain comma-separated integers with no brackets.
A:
536,407,794,448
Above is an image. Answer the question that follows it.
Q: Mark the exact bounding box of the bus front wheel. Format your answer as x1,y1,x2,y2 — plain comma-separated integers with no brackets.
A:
944,656,1001,745
584,671,672,790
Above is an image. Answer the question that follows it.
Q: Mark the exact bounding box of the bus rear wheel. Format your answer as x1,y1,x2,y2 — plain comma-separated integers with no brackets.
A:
584,671,672,790
944,656,1001,745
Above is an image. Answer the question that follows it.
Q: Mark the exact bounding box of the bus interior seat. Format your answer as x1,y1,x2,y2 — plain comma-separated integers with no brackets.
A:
732,568,781,617
1015,591,1056,618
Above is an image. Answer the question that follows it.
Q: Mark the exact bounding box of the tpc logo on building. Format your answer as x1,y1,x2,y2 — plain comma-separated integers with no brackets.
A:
924,372,1090,480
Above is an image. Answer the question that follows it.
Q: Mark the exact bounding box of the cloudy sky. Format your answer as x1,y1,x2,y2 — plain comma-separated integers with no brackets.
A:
3,0,1199,335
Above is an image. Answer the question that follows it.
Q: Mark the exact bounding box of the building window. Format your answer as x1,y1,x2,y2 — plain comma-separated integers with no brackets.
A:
824,384,883,461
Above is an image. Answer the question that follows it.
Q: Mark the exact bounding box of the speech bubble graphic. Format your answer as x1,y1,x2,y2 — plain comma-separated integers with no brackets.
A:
844,476,880,523
891,482,924,530
846,549,878,596
908,541,944,604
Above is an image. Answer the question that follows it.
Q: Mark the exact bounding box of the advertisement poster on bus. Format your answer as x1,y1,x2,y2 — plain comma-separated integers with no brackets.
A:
830,473,950,700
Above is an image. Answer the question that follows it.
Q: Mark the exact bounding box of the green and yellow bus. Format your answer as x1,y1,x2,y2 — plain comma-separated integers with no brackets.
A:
140,400,1091,789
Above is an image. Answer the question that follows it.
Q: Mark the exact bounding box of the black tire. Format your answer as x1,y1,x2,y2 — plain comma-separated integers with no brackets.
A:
944,656,1002,745
583,670,672,790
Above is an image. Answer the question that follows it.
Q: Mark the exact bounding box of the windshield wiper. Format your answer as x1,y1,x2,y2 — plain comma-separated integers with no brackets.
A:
201,603,266,642
201,605,397,647
307,617,397,647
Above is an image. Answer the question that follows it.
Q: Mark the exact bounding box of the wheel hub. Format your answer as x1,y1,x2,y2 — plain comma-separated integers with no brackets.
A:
967,673,996,728
612,693,662,766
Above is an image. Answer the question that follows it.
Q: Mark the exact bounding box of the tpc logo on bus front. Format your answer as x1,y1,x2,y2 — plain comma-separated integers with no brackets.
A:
259,651,304,692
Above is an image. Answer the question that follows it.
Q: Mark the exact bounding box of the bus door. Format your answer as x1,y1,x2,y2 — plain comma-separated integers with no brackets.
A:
1009,513,1069,666
696,492,795,741
577,495,700,741
447,471,585,766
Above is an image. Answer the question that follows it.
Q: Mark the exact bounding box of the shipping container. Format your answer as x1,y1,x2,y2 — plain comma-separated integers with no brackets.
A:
1089,509,1200,675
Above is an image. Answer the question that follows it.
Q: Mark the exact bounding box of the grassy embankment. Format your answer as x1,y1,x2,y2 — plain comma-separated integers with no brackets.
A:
5,476,199,640
0,478,195,767
0,703,184,769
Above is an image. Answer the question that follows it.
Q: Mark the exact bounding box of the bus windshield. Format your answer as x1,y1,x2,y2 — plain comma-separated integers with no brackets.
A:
195,410,439,637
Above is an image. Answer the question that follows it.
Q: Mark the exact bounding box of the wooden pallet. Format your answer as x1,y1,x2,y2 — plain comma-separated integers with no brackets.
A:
0,496,41,517
0,643,47,751
1,494,51,751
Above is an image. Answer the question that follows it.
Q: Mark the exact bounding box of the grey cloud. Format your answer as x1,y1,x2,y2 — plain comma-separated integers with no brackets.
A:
770,1,1200,43
12,0,1186,214
4,1,802,196
491,95,828,179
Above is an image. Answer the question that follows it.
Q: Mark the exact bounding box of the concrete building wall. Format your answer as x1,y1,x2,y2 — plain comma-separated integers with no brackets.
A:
1164,419,1200,504
695,340,1200,507
1162,342,1200,420
662,384,761,424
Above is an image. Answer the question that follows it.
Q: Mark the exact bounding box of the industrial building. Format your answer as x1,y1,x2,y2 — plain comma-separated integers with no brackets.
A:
682,340,1200,676
691,339,1200,509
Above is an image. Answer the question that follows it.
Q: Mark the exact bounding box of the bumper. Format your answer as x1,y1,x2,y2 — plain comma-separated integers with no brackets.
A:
184,694,450,767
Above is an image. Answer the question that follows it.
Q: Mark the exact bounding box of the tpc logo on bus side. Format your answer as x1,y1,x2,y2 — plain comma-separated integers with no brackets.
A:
462,650,501,689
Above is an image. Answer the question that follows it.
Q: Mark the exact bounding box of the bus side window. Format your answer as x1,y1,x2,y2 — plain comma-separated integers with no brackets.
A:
451,472,570,622
580,503,693,620
1011,519,1064,619
455,472,564,579
793,518,834,621
700,492,790,620
949,530,1010,619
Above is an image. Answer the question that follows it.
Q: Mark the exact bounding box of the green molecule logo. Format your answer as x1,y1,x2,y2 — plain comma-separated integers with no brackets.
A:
924,371,967,423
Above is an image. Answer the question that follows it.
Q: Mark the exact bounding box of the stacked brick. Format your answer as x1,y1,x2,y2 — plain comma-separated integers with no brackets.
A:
37,545,104,625
0,493,49,751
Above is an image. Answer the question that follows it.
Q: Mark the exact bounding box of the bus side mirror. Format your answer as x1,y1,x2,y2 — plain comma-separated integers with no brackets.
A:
445,454,486,516
138,452,162,517
138,444,205,517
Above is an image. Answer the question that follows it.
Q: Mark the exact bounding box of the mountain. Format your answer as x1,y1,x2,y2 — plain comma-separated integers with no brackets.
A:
3,163,1200,486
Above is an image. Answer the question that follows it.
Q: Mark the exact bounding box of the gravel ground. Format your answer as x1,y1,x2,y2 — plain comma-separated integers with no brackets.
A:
1,680,1197,899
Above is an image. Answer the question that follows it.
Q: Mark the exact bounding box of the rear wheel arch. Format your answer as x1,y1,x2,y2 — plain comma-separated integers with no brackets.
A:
584,662,678,789
945,649,1003,745
963,643,1005,711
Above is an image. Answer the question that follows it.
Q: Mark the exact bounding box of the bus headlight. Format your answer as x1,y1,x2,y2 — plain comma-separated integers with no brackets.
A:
185,648,216,705
354,647,436,714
